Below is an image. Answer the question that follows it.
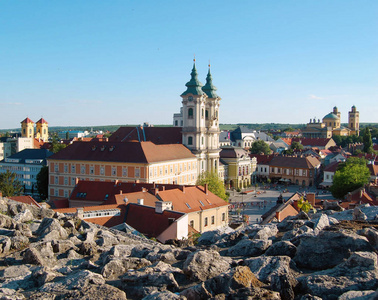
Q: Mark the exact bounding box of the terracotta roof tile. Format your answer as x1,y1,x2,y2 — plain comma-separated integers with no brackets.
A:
36,118,48,124
8,196,41,207
21,117,34,124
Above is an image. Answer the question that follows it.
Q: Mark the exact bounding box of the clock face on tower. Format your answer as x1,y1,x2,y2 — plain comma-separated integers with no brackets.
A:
188,96,193,101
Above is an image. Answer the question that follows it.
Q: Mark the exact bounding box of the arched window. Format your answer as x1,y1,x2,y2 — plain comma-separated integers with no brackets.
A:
205,110,209,119
202,109,204,118
201,136,204,145
188,108,193,119
188,136,193,145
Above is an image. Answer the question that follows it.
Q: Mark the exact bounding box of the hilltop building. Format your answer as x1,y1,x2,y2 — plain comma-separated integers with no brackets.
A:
302,106,360,138
21,118,49,142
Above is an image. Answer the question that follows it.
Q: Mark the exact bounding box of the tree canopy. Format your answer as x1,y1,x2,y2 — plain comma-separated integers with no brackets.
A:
0,170,23,197
363,127,373,154
330,157,370,199
250,140,272,155
196,171,228,201
36,166,49,200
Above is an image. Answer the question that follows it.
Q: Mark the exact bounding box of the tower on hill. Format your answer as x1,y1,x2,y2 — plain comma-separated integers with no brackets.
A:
348,105,360,136
21,118,35,138
180,61,221,174
36,118,49,141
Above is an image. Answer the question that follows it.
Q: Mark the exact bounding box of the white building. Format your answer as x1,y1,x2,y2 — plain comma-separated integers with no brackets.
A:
0,149,53,197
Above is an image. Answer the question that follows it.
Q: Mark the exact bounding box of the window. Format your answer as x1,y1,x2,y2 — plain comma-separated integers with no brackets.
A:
222,213,226,221
71,177,76,185
205,110,209,119
188,108,193,119
204,217,208,226
135,168,140,178
100,166,105,175
71,165,76,174
64,165,68,173
55,176,58,184
326,174,329,180
89,166,94,174
185,203,191,209
64,190,68,198
54,189,58,197
123,167,128,177
81,165,86,174
211,216,215,225
201,136,204,145
188,136,193,145
112,167,116,176
54,164,59,172
190,220,194,228
202,109,204,118
64,177,68,185
174,120,178,126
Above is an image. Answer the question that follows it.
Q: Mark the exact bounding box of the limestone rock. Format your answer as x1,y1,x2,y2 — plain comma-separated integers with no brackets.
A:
0,236,12,254
265,240,297,258
143,290,186,300
353,207,367,221
298,251,378,299
23,241,56,266
312,214,330,234
183,250,230,281
358,227,378,251
293,229,374,270
338,290,375,300
227,239,271,257
0,213,16,229
13,209,34,223
61,284,127,300
245,255,298,300
102,257,151,279
36,218,68,241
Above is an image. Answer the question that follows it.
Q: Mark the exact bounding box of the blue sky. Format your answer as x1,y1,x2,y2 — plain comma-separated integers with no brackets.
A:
0,1,377,129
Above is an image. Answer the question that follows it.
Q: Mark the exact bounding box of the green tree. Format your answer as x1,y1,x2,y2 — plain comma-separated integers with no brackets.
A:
50,137,67,154
363,127,373,154
250,140,272,155
196,171,228,201
330,157,370,199
36,166,49,200
0,170,23,197
297,196,314,214
291,141,303,151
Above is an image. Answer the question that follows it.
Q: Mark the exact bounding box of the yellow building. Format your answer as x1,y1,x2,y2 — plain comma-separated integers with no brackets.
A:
48,140,198,200
36,118,49,141
21,118,35,138
220,147,252,189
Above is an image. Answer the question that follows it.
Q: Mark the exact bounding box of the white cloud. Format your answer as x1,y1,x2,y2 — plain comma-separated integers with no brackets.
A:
308,94,324,100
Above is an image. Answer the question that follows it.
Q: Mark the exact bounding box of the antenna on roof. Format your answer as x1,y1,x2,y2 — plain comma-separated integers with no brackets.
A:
193,54,196,62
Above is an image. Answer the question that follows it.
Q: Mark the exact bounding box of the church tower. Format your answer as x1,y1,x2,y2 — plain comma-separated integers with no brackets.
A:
180,60,221,174
333,106,341,122
348,105,360,136
36,118,49,141
21,118,34,138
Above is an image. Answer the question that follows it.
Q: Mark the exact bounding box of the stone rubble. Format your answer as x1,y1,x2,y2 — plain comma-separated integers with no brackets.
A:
0,196,377,299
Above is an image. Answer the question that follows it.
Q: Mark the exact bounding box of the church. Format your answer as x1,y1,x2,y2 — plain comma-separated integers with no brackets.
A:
301,106,360,138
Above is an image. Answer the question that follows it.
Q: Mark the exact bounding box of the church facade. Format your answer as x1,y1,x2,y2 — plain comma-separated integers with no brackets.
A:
302,106,360,138
174,61,222,176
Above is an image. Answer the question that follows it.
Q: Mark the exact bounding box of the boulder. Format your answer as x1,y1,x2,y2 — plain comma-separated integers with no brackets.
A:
102,257,151,279
282,225,314,242
39,269,105,293
293,229,374,270
0,213,16,229
51,240,78,253
143,291,186,300
277,219,306,232
358,227,378,250
183,249,230,281
61,284,127,300
338,290,375,300
78,241,97,256
2,265,31,279
214,230,248,248
0,236,12,254
23,241,56,267
253,225,278,240
13,209,34,223
353,207,367,221
36,218,68,241
31,267,61,287
96,230,119,247
245,255,297,300
227,239,271,257
312,214,330,234
265,240,297,258
298,252,378,299
10,235,29,251
121,261,182,299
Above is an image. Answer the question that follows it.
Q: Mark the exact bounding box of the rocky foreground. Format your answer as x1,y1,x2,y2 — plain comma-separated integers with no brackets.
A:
0,198,378,300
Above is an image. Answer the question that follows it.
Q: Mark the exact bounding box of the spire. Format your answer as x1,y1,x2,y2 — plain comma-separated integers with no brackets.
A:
202,63,218,98
181,59,204,96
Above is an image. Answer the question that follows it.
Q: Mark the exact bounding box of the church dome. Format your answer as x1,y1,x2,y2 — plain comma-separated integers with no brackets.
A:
323,113,339,120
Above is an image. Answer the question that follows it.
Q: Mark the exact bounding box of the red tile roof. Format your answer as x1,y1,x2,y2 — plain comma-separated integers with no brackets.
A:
280,138,292,146
8,196,41,207
21,117,34,124
368,164,378,176
269,156,321,169
48,141,195,163
292,137,333,147
124,204,184,238
109,127,182,145
324,161,341,173
250,154,276,164
36,118,48,124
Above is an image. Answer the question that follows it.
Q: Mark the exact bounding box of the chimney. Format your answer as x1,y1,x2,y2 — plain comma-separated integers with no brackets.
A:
137,198,144,205
205,183,208,195
359,189,363,199
153,182,156,188
180,186,185,193
76,207,84,219
114,180,118,185
275,211,281,222
306,193,316,207
162,186,165,191
135,180,140,183
155,201,172,214
142,187,147,193
154,187,159,195
119,190,122,195
75,177,79,185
